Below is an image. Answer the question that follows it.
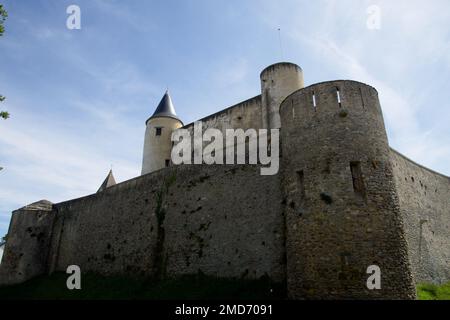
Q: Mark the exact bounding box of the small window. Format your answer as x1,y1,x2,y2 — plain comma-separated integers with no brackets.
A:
297,170,306,201
350,161,366,199
359,87,365,108
312,91,317,109
155,127,162,136
165,159,170,167
336,87,342,107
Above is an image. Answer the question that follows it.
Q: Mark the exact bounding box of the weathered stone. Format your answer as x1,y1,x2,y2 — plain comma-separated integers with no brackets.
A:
0,63,448,300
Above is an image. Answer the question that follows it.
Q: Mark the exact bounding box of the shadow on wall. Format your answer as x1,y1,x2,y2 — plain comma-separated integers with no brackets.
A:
0,243,4,264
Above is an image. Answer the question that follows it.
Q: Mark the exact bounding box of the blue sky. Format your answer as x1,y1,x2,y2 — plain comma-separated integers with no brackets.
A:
1,0,450,236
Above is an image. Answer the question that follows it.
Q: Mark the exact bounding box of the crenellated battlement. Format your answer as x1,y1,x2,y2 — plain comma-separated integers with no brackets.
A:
281,80,380,118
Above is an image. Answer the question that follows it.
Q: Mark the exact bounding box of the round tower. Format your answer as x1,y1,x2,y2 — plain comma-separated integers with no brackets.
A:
279,80,415,299
141,91,183,175
260,62,304,129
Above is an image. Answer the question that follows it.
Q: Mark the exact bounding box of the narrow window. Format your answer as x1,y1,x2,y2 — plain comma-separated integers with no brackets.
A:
165,159,170,167
336,87,342,107
359,87,365,108
155,127,162,136
350,161,366,199
279,140,283,158
297,170,305,201
312,91,317,109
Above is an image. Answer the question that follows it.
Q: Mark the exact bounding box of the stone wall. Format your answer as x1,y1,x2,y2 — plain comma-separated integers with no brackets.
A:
174,96,264,165
162,165,284,281
35,164,284,283
390,149,450,284
181,95,262,134
0,245,4,264
279,80,416,299
1,74,448,299
0,201,55,286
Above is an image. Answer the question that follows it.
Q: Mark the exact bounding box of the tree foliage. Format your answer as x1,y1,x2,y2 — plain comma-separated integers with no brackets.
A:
0,4,7,36
1,4,8,119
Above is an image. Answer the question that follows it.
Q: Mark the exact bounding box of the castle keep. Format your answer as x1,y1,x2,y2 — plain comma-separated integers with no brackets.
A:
0,62,449,299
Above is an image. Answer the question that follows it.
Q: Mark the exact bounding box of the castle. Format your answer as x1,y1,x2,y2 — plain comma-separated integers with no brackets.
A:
0,62,449,299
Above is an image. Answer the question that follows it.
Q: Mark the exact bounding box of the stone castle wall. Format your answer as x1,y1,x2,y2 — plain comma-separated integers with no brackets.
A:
390,149,450,284
279,80,415,299
0,201,55,286
1,164,285,286
181,95,262,134
174,95,264,164
1,74,449,299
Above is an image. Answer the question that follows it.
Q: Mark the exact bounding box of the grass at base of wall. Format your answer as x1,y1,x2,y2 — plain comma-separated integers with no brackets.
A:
417,282,450,300
0,272,286,300
4,274,449,300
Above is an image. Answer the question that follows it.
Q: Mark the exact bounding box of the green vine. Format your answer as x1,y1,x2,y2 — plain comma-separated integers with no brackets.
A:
153,172,177,279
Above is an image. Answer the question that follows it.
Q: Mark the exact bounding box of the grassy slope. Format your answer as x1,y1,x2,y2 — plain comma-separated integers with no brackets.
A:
417,282,450,300
0,273,285,300
1,273,449,300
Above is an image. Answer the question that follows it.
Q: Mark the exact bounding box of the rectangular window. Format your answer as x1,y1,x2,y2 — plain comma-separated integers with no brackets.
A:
336,87,342,107
350,161,366,199
297,170,305,201
155,127,162,136
312,91,317,109
165,159,170,167
359,87,365,108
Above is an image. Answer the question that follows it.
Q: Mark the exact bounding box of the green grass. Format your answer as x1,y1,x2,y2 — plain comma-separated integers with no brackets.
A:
0,272,286,300
417,282,450,300
5,274,448,300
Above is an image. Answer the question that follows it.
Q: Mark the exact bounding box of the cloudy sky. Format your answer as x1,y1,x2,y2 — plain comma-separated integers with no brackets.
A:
0,0,450,236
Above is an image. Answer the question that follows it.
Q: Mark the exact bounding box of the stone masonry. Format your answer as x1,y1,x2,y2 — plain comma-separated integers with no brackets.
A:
0,62,448,299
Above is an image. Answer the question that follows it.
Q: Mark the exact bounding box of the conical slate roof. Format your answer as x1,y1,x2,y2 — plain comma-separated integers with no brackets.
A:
146,91,181,124
97,170,116,192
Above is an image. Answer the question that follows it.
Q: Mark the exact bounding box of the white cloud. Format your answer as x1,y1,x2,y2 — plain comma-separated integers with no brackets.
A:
0,100,141,236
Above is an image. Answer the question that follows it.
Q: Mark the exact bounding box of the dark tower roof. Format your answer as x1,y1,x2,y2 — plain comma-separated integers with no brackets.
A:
97,170,116,192
146,91,182,124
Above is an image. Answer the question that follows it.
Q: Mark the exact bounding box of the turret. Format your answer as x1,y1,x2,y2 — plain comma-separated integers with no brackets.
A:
97,169,116,192
260,62,304,129
279,80,415,299
141,91,183,175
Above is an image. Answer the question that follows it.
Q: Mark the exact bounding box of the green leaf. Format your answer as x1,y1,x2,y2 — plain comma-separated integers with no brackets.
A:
0,111,10,119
